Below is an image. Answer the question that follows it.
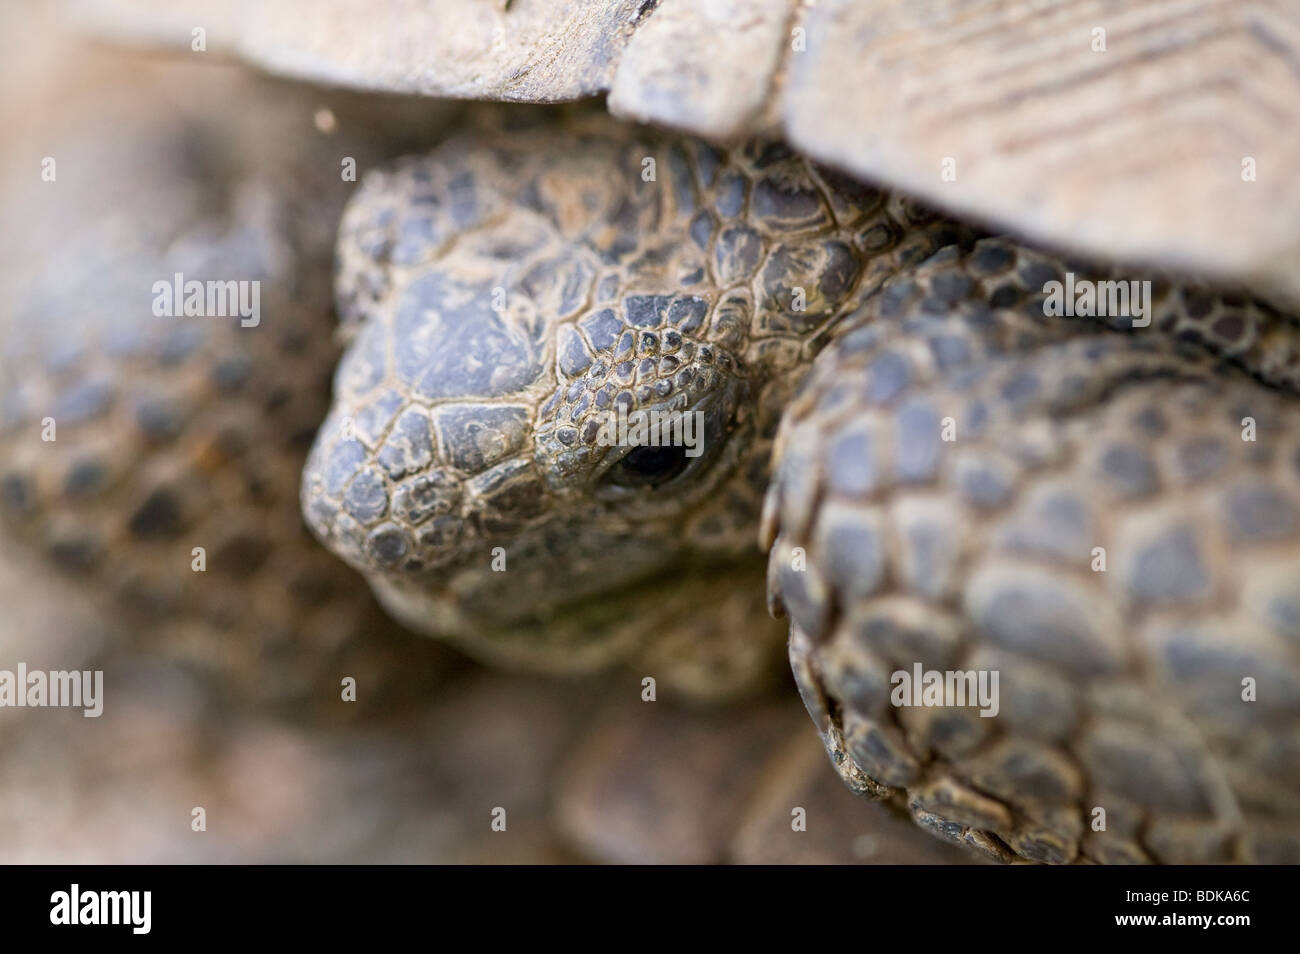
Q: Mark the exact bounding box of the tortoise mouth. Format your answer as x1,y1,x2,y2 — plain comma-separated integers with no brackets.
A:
367,548,776,679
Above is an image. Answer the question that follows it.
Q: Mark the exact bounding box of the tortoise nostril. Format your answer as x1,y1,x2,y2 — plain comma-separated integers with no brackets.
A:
365,521,411,568
391,469,461,526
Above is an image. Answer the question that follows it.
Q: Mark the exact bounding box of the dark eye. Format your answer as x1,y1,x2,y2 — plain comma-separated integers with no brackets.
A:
606,444,691,488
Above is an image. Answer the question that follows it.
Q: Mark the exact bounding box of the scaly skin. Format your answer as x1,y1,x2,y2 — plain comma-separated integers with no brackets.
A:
766,242,1300,862
305,110,969,693
313,115,1300,861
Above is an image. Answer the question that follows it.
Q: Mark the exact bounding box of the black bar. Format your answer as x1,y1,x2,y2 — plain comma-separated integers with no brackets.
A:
2,864,1286,940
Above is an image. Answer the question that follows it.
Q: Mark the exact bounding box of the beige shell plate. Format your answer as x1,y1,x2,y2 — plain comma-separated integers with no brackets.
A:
69,0,1300,304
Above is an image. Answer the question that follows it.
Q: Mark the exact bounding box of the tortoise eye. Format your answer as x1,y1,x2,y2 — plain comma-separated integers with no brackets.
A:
605,444,691,488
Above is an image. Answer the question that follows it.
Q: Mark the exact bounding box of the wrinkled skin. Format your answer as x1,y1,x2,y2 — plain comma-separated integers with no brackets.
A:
305,112,967,689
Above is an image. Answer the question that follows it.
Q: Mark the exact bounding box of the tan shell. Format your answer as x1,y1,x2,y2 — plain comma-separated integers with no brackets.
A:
73,0,1300,303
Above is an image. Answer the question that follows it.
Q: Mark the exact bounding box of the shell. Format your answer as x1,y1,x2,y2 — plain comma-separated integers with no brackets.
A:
77,0,1300,302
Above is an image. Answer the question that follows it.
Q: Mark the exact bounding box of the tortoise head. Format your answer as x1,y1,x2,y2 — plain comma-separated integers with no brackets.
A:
301,117,953,677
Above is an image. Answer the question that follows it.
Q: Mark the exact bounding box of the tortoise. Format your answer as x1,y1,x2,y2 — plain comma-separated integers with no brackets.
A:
0,25,962,865
4,0,1300,863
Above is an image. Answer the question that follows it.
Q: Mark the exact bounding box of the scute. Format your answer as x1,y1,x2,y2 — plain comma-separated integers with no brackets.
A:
79,0,1300,305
